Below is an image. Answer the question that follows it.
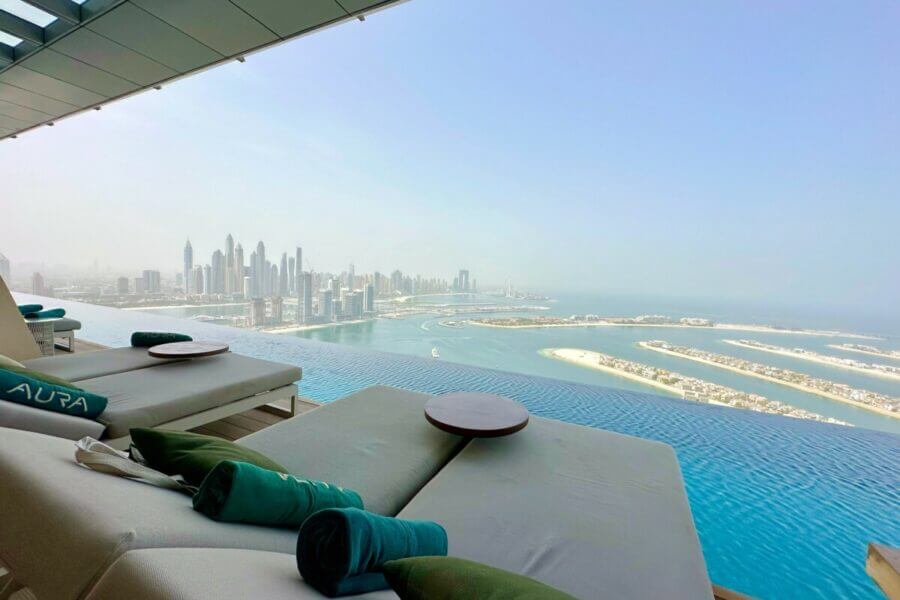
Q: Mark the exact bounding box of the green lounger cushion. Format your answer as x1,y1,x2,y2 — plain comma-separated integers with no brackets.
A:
130,332,193,347
297,507,448,597
383,556,577,600
130,428,287,487
17,304,42,316
24,308,65,319
0,368,106,419
193,460,363,526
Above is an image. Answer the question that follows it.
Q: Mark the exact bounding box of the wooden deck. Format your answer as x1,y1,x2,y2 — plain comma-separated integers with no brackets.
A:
67,337,319,440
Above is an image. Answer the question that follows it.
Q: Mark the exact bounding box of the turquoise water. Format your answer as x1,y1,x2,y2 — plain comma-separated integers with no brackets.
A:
15,294,900,598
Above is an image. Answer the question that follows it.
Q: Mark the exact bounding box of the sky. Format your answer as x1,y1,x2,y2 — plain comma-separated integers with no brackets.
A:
2,0,898,315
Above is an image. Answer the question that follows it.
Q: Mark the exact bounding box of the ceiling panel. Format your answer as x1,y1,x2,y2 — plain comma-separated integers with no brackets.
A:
231,0,346,38
339,0,400,14
20,48,138,96
0,98,50,124
132,0,278,56
87,3,223,73
51,28,177,86
0,81,79,114
0,65,106,106
0,113,33,130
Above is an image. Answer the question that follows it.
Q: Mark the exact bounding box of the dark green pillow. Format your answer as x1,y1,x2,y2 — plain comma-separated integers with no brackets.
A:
130,428,288,487
130,332,193,348
383,556,576,600
0,368,107,419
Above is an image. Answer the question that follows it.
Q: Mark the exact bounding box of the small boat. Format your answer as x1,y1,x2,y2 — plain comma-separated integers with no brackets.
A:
431,347,440,359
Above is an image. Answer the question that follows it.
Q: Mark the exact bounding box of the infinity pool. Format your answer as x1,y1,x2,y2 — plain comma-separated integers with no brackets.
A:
16,295,900,598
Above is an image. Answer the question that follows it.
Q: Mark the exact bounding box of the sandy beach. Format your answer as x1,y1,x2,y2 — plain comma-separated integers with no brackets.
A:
725,340,900,382
827,344,900,362
639,342,899,419
261,319,371,334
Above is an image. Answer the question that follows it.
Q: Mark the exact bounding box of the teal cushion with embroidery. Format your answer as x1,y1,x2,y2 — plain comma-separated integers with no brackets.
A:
0,368,107,419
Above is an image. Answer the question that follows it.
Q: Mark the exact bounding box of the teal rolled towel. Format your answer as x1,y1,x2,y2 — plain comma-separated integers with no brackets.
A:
297,507,448,597
17,304,43,316
24,308,65,319
131,332,193,347
193,461,363,526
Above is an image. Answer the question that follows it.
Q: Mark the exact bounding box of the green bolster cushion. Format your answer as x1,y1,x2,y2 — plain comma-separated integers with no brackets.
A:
0,368,107,419
130,331,193,347
129,428,287,487
297,507,448,597
192,460,363,526
17,304,43,315
383,556,577,600
24,308,65,319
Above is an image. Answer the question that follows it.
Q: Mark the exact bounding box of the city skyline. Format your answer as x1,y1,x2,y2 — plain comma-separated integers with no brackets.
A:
1,0,897,315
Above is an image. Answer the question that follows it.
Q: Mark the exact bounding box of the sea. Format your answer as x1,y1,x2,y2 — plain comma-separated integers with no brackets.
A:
12,291,900,599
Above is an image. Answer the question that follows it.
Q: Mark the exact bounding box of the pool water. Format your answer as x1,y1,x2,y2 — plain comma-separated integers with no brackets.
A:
15,295,900,599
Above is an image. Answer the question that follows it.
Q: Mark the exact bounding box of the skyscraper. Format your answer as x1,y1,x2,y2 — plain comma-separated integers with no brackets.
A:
0,252,9,284
183,239,193,294
211,250,225,293
248,251,257,297
31,272,45,295
192,266,204,295
288,256,295,294
234,243,244,294
203,264,212,294
318,289,333,320
458,269,470,292
279,253,288,296
298,271,312,324
225,234,235,294
255,241,266,297
142,270,161,293
116,277,129,294
363,283,375,313
250,298,267,327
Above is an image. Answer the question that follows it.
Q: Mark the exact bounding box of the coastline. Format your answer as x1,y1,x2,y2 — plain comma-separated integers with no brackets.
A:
827,344,900,362
470,320,879,339
639,342,899,419
724,340,900,382
262,319,372,334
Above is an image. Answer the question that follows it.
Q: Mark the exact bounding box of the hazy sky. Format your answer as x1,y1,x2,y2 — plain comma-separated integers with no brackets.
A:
2,0,898,312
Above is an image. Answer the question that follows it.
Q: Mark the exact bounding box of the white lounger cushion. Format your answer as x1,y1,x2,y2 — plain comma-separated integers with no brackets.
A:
0,428,298,600
397,417,714,600
22,347,178,382
0,397,106,439
85,549,397,600
81,353,301,438
240,386,466,516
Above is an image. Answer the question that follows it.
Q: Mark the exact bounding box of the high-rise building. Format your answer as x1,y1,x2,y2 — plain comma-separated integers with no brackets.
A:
318,289,333,320
363,283,375,313
390,270,403,295
344,292,363,318
242,275,251,300
294,246,302,295
255,241,266,297
183,239,193,294
330,278,340,300
248,251,257,297
298,271,312,324
250,298,267,326
270,296,283,324
211,250,225,294
133,276,145,295
225,234,235,294
31,272,45,295
142,270,161,293
288,256,295,294
234,243,244,294
279,253,288,296
458,269,470,292
116,277,129,294
270,264,278,297
202,265,211,294
347,263,355,289
0,252,9,284
192,266,204,295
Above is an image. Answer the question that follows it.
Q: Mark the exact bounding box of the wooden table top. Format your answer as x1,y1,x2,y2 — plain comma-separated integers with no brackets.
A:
425,392,529,438
148,341,229,359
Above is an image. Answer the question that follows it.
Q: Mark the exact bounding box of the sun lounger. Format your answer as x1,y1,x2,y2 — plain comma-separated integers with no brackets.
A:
0,386,712,600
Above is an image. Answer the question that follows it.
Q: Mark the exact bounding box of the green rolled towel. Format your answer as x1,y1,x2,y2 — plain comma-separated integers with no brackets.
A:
24,308,66,319
0,368,107,419
131,331,193,347
17,304,43,316
193,461,363,526
297,507,448,597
